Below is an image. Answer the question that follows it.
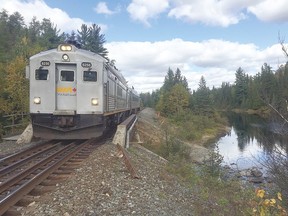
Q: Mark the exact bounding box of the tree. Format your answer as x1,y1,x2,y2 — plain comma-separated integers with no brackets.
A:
157,67,190,116
234,67,248,107
38,18,62,49
0,10,25,62
1,56,28,114
168,84,190,115
162,67,174,92
77,24,108,58
193,76,213,116
259,63,276,103
28,16,41,43
77,24,90,48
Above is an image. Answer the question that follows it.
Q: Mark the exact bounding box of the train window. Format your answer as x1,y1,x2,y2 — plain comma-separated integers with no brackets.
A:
35,69,49,80
117,86,122,97
83,71,97,82
61,70,74,82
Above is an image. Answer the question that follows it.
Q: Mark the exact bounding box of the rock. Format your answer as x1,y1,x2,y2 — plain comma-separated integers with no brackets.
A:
251,167,263,177
238,169,250,177
16,124,33,144
189,144,210,164
249,177,264,184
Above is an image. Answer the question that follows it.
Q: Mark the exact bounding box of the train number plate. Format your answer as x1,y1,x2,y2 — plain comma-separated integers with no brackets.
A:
81,62,92,68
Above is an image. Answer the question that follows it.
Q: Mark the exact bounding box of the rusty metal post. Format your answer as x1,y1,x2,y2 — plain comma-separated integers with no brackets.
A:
116,143,140,179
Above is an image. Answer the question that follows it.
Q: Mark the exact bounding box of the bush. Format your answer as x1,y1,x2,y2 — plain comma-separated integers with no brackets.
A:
202,144,224,177
252,189,286,216
264,147,288,208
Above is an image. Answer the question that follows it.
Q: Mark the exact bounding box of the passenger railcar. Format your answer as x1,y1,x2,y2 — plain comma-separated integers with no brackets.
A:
26,44,140,139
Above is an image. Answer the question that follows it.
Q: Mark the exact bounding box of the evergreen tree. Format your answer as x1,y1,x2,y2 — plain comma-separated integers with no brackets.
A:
193,76,213,116
38,18,62,49
0,10,25,62
259,63,276,104
234,67,248,107
28,17,41,43
162,67,174,92
174,68,182,84
77,24,108,58
77,24,90,48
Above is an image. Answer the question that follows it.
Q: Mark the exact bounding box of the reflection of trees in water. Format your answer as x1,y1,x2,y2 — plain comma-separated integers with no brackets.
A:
226,112,288,154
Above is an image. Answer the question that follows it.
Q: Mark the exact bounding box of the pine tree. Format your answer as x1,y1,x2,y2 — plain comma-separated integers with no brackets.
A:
77,24,108,58
235,67,248,107
162,67,174,92
77,24,90,48
193,76,213,116
38,18,62,49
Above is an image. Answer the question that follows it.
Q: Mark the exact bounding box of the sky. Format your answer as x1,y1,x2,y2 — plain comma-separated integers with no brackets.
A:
1,0,288,93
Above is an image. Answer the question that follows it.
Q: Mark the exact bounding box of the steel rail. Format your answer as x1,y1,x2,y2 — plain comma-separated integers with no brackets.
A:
0,144,60,178
0,139,91,215
0,143,75,194
0,141,56,165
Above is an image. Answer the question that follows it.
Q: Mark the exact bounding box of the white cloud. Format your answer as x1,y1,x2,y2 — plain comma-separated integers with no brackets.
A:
94,2,119,15
126,0,288,27
168,0,247,27
0,0,107,33
106,39,286,93
127,0,169,26
247,0,288,22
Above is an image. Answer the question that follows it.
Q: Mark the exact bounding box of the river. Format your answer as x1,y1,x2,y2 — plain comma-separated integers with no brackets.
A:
211,112,288,171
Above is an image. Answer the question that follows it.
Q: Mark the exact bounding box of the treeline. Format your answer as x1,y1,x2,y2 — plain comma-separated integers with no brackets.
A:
141,62,288,119
0,10,107,134
140,67,214,117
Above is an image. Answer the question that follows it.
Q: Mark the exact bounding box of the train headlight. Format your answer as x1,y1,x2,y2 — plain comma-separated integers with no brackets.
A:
60,45,72,51
91,98,98,106
62,54,70,62
33,97,41,104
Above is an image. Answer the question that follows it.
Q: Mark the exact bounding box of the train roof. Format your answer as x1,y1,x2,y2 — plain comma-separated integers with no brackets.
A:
29,44,131,89
30,44,107,62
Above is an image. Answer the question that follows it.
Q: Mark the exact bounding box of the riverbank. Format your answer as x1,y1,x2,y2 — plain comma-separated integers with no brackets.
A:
137,108,230,163
232,107,271,118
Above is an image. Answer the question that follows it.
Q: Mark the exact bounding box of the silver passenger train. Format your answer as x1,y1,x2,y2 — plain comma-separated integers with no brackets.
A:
26,44,140,139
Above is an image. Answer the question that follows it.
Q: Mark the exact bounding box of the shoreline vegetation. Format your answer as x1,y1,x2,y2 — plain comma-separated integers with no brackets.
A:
232,107,271,118
138,107,287,215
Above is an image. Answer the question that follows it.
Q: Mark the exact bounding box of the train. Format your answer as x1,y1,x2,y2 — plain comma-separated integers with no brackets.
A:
26,43,140,139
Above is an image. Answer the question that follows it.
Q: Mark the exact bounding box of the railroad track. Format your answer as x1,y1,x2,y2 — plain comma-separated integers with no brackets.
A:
0,138,105,215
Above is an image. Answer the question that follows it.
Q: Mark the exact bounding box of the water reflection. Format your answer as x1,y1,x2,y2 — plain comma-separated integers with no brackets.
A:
214,112,288,169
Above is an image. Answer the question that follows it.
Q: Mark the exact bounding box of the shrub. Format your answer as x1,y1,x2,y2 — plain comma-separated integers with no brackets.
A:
251,189,286,216
264,147,288,208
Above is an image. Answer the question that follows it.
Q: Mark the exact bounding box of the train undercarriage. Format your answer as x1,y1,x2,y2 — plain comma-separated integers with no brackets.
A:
31,109,138,139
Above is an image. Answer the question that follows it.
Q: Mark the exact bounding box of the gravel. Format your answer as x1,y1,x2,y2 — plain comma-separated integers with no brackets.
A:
1,108,197,215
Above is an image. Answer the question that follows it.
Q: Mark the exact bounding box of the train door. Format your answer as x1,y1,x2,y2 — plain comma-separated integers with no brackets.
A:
55,64,77,111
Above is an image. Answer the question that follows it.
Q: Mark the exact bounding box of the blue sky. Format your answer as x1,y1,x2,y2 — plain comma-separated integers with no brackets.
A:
1,0,288,93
